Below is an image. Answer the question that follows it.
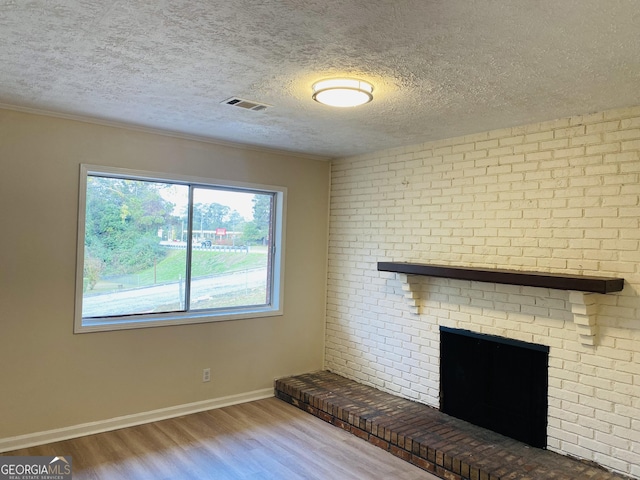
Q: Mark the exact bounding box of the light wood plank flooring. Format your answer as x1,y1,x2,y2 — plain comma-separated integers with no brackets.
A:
4,397,439,479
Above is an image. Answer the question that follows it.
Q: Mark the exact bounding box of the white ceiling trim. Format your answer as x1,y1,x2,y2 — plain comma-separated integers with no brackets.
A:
0,103,332,162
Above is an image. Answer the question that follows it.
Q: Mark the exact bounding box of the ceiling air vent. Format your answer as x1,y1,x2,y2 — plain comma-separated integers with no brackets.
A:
221,97,270,112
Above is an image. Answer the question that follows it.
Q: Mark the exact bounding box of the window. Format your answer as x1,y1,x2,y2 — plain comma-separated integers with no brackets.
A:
75,165,286,332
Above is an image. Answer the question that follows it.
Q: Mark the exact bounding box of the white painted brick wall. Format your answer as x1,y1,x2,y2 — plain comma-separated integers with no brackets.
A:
325,105,640,478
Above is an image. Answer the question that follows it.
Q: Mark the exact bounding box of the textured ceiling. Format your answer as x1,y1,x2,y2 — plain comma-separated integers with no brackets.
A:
1,0,640,159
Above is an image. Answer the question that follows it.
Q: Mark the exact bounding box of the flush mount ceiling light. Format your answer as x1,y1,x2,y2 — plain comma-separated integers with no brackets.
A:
312,78,374,107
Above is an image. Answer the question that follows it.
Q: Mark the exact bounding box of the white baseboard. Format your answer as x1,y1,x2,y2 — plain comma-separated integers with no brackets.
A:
0,388,273,453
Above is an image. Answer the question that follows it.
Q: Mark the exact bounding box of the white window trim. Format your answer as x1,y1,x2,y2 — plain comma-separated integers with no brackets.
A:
74,164,286,333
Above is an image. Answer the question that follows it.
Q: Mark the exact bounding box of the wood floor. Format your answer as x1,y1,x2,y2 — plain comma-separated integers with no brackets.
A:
4,397,439,479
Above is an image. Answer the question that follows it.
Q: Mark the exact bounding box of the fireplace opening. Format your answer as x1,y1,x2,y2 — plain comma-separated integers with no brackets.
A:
440,327,549,448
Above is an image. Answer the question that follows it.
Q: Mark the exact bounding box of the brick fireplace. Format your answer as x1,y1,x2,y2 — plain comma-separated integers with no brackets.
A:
325,106,640,478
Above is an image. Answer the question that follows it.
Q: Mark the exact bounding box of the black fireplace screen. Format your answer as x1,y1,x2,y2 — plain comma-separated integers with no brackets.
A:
440,327,549,448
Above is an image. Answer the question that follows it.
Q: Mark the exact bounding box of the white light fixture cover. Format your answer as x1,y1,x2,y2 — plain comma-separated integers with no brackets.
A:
312,78,374,107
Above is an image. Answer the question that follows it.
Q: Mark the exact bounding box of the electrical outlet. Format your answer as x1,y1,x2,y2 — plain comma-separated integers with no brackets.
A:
202,368,211,383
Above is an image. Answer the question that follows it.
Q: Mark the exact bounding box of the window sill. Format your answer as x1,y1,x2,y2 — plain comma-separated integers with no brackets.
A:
75,307,283,333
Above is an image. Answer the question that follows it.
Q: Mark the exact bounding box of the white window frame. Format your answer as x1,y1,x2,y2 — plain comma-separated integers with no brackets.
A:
74,164,286,333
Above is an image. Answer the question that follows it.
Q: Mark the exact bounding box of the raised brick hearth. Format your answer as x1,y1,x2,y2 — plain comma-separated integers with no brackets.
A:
275,371,632,480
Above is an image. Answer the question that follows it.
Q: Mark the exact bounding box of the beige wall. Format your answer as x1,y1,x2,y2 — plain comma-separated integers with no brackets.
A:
0,108,329,438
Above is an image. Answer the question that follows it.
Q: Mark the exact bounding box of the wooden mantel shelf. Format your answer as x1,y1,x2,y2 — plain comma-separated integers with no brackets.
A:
377,262,624,294
378,262,625,346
